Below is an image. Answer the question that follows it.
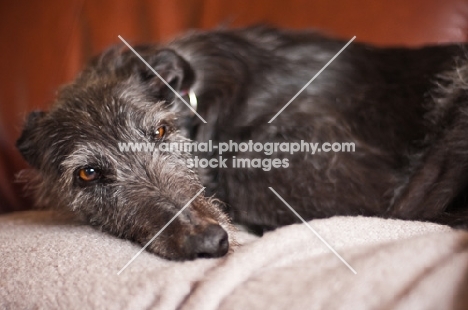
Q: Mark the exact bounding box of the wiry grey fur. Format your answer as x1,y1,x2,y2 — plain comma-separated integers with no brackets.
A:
16,26,468,260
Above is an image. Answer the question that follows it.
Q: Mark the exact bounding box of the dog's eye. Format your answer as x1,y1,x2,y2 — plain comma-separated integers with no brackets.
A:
78,167,101,182
146,125,168,141
155,126,166,139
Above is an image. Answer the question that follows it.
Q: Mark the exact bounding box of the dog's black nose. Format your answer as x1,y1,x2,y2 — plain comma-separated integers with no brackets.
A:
186,224,229,259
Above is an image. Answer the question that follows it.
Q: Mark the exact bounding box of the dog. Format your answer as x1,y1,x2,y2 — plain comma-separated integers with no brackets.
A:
16,25,468,260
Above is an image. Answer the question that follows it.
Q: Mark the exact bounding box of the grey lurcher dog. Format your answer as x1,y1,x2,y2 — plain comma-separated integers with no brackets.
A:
16,26,468,260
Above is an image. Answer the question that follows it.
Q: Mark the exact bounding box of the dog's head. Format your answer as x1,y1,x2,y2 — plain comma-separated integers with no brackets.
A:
16,46,232,260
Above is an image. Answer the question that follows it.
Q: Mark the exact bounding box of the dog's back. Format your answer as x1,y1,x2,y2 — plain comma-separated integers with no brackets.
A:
163,26,468,228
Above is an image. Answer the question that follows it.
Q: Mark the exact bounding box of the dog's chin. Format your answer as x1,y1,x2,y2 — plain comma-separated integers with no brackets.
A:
148,245,230,261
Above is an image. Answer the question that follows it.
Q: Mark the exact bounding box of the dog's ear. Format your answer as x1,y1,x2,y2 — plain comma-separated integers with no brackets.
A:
16,110,47,169
138,49,195,101
90,46,195,101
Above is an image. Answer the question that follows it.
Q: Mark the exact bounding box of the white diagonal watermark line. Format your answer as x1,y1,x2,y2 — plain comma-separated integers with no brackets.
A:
268,36,356,123
118,35,207,124
117,187,206,275
268,187,357,274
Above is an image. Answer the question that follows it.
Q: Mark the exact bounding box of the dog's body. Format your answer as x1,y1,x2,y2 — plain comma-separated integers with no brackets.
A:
16,26,468,260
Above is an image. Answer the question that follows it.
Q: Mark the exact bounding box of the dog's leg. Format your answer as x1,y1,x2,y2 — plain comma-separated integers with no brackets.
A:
391,105,468,223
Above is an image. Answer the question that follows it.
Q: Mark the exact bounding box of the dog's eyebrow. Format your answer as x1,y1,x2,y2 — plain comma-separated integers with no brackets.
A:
140,103,177,127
